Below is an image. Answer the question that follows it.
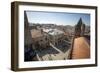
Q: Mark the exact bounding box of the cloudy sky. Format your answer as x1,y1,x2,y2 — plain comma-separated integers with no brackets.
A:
26,11,90,26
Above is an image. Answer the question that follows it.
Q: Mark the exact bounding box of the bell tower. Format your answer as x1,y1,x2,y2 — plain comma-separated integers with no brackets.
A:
74,18,85,38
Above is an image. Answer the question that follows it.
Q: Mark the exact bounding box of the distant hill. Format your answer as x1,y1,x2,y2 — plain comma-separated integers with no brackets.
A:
28,23,90,35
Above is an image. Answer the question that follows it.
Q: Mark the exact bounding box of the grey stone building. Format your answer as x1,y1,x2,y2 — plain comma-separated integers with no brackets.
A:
24,12,33,47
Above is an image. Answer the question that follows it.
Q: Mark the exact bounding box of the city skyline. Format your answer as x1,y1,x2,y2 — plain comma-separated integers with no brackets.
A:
26,11,90,26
